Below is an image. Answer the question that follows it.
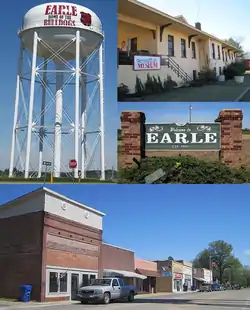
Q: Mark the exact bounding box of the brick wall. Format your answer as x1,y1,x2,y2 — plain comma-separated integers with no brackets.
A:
43,212,103,302
0,211,44,301
102,244,135,272
119,109,243,169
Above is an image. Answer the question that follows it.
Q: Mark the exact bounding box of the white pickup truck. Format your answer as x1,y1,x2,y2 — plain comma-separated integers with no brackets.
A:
77,277,137,304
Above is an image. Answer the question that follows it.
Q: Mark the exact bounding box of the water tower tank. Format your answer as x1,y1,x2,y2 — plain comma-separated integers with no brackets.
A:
19,2,104,59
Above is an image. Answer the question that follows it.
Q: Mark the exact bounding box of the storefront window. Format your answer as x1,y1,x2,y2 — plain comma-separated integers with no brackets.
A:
49,272,58,293
90,275,96,284
59,273,68,292
82,274,89,286
49,271,68,293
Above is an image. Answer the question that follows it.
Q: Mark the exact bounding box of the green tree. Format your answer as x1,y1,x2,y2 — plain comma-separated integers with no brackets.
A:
225,37,243,51
193,240,242,283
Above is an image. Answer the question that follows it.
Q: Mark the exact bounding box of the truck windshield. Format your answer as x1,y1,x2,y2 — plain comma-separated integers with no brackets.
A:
90,279,111,286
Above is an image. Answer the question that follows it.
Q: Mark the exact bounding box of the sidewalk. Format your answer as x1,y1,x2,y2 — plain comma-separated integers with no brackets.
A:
0,291,198,308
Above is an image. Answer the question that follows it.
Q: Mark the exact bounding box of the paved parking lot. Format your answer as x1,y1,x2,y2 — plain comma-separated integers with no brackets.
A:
1,289,250,310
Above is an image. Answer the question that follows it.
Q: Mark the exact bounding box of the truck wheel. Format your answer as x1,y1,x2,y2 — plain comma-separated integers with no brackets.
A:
103,292,110,304
128,291,134,302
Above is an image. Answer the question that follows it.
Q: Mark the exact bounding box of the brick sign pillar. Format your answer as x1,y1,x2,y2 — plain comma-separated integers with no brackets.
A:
119,111,145,169
218,109,243,167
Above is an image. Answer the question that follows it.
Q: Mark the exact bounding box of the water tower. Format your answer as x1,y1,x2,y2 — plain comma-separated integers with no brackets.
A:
9,2,105,179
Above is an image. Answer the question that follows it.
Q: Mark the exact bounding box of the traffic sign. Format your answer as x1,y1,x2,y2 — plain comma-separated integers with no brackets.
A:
42,161,52,166
69,159,77,169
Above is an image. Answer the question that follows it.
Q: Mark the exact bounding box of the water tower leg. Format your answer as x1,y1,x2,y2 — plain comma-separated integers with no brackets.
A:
9,43,23,178
74,30,80,179
24,31,38,179
81,58,87,179
53,59,64,178
38,60,47,178
99,44,105,180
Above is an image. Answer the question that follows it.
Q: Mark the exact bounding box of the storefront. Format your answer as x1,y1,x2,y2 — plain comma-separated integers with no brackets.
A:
0,187,105,302
173,273,183,292
135,258,159,293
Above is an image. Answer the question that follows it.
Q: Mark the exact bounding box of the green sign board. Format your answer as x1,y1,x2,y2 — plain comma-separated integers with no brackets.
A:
145,123,221,150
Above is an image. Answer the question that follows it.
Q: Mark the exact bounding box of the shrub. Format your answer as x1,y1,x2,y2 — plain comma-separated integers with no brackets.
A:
199,68,217,83
224,62,246,80
118,83,130,101
118,156,250,184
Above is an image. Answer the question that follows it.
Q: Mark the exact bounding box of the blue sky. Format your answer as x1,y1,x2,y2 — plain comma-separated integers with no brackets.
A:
141,0,250,51
118,102,250,128
0,0,117,171
1,184,250,265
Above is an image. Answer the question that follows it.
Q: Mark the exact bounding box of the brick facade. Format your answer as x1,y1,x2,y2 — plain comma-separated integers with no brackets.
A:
0,211,103,302
119,109,243,169
102,244,134,272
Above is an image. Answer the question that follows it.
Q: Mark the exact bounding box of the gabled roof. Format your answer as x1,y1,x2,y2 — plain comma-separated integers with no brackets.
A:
119,0,241,52
175,15,189,24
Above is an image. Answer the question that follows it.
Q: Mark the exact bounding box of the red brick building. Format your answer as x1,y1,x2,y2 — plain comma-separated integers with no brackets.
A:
0,187,105,302
102,243,146,284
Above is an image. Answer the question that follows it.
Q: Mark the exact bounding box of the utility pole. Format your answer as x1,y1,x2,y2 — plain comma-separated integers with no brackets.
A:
209,255,212,283
189,104,193,123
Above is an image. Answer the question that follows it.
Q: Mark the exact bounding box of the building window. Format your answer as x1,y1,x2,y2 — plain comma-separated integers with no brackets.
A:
181,39,186,58
191,42,196,59
211,43,215,59
219,67,222,75
213,67,216,74
225,52,228,62
82,274,89,286
90,275,96,284
217,46,221,60
49,272,68,293
193,70,197,80
59,273,68,292
222,51,225,62
168,35,174,56
49,272,58,293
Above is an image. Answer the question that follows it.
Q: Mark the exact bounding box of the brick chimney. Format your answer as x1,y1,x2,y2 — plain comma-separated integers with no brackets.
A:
195,22,201,30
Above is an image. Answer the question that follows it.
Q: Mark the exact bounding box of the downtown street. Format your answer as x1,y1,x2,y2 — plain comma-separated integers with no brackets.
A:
1,289,250,310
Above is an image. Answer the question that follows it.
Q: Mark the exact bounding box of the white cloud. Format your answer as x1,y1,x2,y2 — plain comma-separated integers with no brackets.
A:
244,250,250,256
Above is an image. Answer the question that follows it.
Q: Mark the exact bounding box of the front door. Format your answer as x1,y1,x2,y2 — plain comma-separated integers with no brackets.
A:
110,278,121,299
71,273,79,300
176,280,181,291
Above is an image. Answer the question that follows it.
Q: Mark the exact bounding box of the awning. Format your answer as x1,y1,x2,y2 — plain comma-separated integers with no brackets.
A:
136,268,160,277
193,277,205,282
103,269,147,280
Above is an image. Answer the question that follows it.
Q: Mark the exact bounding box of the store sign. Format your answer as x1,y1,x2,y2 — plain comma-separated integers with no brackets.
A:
162,271,172,277
145,123,221,150
133,56,161,71
44,4,92,27
174,273,182,279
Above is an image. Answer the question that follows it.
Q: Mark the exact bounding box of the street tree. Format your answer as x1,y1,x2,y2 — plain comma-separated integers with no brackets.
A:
193,240,242,283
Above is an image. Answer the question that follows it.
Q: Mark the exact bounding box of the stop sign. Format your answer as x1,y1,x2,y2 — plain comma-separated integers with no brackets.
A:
69,159,77,169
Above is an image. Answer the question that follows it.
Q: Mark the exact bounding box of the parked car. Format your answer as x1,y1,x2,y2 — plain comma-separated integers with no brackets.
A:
199,283,212,292
211,283,222,291
77,278,137,304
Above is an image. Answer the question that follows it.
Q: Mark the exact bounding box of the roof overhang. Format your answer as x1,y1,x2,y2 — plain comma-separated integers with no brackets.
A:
118,0,241,53
103,269,147,280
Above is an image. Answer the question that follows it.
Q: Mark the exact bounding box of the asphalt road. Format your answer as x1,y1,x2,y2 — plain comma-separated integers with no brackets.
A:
2,289,250,310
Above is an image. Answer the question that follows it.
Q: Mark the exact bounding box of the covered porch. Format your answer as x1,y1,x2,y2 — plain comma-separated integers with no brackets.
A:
135,268,160,294
193,276,206,290
103,268,146,286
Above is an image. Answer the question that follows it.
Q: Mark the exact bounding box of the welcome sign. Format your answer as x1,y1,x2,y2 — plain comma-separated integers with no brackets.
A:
145,123,221,150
